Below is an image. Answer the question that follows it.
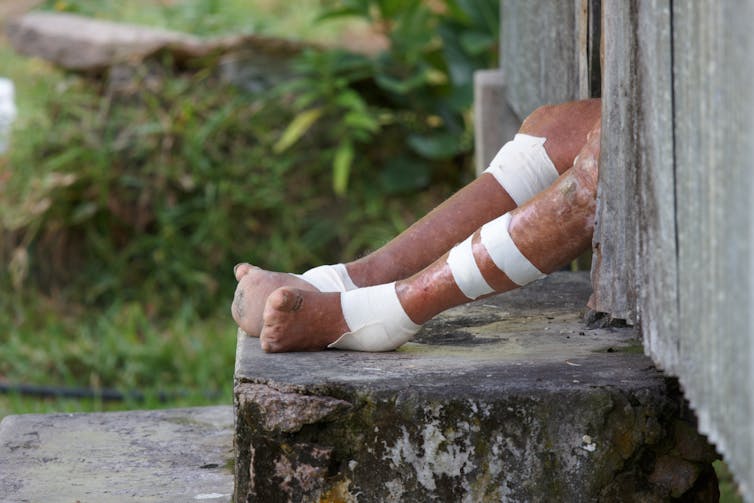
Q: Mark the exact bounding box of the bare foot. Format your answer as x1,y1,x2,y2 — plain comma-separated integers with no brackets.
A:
260,287,349,352
231,265,318,337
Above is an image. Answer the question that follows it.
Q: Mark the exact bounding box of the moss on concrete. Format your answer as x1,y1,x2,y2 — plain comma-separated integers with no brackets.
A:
233,273,718,501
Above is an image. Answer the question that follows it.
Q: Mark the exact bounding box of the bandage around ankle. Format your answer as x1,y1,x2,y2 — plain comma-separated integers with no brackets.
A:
484,134,559,206
447,235,494,300
328,282,421,352
295,263,357,292
480,213,545,286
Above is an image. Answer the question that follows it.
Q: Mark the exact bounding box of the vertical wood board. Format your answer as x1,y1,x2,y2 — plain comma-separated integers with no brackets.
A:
673,1,754,498
500,0,583,119
590,0,638,322
632,0,677,373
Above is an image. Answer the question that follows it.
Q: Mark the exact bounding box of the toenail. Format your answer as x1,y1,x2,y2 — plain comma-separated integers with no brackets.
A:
291,295,304,311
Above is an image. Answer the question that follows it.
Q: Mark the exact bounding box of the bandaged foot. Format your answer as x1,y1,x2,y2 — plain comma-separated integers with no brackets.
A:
259,282,421,353
232,262,359,337
259,287,349,352
232,265,319,337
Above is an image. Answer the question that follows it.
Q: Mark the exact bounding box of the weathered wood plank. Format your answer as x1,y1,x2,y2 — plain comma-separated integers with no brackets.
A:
500,0,584,119
593,0,676,357
632,1,677,372
589,0,639,323
673,1,754,497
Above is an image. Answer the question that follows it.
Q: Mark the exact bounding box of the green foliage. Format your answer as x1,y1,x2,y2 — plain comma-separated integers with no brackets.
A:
0,53,453,315
38,0,366,43
0,1,499,316
0,0,497,416
278,0,500,194
0,288,235,417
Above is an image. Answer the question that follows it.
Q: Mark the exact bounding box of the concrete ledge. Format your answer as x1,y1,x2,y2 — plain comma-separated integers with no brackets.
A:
233,272,718,502
0,406,234,502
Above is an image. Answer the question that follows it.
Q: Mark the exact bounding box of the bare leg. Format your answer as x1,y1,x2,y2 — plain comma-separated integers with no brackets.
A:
233,99,601,336
259,121,601,352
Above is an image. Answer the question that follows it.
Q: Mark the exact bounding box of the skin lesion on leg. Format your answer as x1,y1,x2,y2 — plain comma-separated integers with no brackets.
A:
510,121,601,274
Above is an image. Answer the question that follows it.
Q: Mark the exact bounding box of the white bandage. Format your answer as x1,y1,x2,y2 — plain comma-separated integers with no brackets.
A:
447,235,494,300
328,282,420,352
484,134,559,206
295,263,357,292
480,213,545,286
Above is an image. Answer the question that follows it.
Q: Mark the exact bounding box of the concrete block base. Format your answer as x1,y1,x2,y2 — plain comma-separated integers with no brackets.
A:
233,272,718,502
0,406,234,502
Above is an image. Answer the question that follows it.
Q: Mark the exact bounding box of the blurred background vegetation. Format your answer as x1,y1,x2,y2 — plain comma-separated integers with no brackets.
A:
0,2,745,500
0,0,498,415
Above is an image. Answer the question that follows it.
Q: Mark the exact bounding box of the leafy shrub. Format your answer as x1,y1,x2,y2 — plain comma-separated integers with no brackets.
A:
0,55,455,315
1,0,499,316
279,0,500,194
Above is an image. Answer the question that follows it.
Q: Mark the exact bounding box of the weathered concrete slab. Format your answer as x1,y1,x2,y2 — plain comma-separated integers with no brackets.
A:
0,406,234,502
4,11,306,73
5,11,201,71
234,272,718,502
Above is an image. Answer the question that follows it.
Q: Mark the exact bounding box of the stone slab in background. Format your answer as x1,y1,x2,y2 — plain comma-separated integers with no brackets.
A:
233,272,718,502
0,406,234,502
4,11,306,72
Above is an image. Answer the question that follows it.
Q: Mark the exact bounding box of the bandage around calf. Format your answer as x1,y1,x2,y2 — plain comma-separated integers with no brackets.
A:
447,234,494,300
484,134,559,206
480,213,545,286
295,263,357,292
328,282,421,352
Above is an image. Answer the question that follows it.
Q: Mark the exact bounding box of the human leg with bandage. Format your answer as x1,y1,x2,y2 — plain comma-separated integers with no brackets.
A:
232,100,601,344
254,117,601,353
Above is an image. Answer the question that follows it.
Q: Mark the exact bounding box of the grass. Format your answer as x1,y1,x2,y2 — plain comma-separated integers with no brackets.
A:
716,460,745,503
0,0,340,419
0,289,237,420
38,0,370,43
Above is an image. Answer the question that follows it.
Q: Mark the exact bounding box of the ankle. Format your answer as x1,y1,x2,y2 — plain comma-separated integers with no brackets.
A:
347,251,405,287
343,259,375,287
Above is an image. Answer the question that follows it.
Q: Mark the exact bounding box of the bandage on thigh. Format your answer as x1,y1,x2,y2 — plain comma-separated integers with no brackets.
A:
446,212,545,300
328,282,421,352
294,263,358,292
484,134,559,206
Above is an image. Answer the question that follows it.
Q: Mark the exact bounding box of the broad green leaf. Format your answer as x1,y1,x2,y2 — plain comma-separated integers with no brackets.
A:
408,132,465,160
460,31,496,55
379,156,431,194
344,111,379,133
273,108,323,153
332,140,354,196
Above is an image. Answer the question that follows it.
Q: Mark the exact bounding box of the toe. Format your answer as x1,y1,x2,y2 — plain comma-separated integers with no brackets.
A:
234,263,256,281
260,337,273,352
267,287,303,313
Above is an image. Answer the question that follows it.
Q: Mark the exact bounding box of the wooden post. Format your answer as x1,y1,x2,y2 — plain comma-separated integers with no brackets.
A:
594,0,754,496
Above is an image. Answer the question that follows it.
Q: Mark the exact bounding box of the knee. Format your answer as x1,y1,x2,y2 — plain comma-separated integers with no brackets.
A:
519,99,601,172
520,99,601,138
519,104,559,137
571,123,601,196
